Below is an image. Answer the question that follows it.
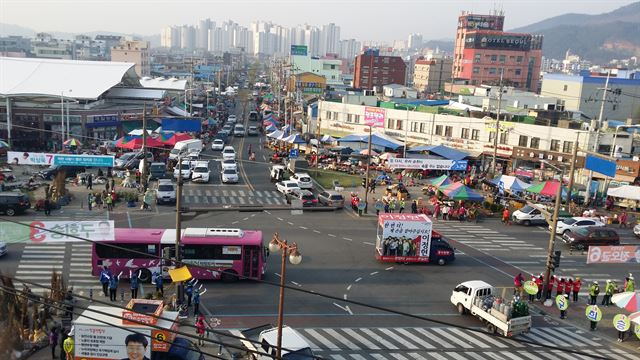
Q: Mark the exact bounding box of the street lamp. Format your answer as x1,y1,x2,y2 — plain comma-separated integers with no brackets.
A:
541,160,566,301
268,233,302,359
401,104,418,158
610,125,640,157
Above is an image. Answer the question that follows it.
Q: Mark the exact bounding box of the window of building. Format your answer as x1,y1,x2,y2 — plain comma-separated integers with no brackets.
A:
550,139,560,152
396,119,403,131
530,137,540,149
387,118,394,129
563,85,568,91
461,128,469,139
354,115,360,124
491,55,497,62
489,68,497,75
326,111,332,120
411,122,418,132
473,67,480,74
471,129,480,140
346,114,353,123
562,141,573,153
489,132,495,142
518,135,528,147
435,125,443,135
515,68,522,76
516,56,523,63
509,56,515,61
444,126,453,137
419,123,426,133
499,55,506,63
474,54,481,63
499,132,509,145
333,112,339,120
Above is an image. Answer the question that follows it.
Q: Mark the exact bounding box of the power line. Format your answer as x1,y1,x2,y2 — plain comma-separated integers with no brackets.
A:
0,219,614,359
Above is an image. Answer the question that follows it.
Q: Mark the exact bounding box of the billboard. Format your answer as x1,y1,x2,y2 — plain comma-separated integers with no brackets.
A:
7,151,114,167
75,325,152,360
161,118,201,132
290,45,308,56
587,246,640,264
465,34,532,51
376,214,433,262
585,154,616,177
458,15,504,31
388,158,468,171
364,107,386,128
0,221,115,243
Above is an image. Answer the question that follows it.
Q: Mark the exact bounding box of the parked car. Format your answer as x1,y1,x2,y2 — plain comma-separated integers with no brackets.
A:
149,162,167,180
221,169,239,184
317,191,345,209
114,153,136,169
211,139,225,151
0,192,31,216
173,161,192,180
222,146,236,161
192,162,211,183
286,189,317,206
156,180,176,205
247,126,259,136
38,166,86,180
290,173,313,190
221,159,237,171
562,227,620,250
0,240,7,257
552,217,605,235
276,180,300,194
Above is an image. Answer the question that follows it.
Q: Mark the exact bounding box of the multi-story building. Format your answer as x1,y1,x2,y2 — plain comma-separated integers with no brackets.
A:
31,33,72,60
407,33,423,51
95,35,123,59
0,35,31,57
320,23,340,56
452,11,543,92
413,57,453,94
541,70,640,124
197,19,213,50
180,25,196,51
338,39,361,62
353,49,407,90
111,40,150,76
291,49,343,85
161,26,181,49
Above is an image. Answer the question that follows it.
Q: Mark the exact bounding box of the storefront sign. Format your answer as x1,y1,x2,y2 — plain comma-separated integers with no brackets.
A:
364,107,385,128
458,15,503,30
0,221,115,243
466,34,532,51
75,325,152,360
587,246,640,264
7,151,114,167
388,158,468,171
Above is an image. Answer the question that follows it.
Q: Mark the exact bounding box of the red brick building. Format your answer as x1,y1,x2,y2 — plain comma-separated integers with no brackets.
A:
452,12,543,92
354,50,407,90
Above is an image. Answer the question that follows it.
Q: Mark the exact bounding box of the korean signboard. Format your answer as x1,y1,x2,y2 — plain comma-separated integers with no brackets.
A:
587,246,640,264
465,34,532,51
376,214,433,262
388,158,468,171
75,325,152,360
7,151,114,167
458,15,504,31
0,221,115,243
290,45,308,56
364,107,386,128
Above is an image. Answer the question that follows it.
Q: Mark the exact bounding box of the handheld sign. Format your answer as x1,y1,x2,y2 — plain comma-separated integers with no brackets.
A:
635,325,640,340
358,201,367,211
613,314,631,332
585,305,602,322
375,201,384,211
524,281,538,295
289,149,299,158
555,295,568,311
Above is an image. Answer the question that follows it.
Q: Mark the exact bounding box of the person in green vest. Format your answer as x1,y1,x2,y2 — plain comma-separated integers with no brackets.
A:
625,275,635,292
589,281,600,305
63,329,74,360
602,280,616,306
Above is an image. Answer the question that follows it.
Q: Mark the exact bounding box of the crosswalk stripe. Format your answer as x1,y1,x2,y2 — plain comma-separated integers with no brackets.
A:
238,197,246,205
378,328,420,349
422,353,448,360
341,329,380,350
361,328,398,350
390,353,410,360
18,265,64,269
322,328,359,350
407,353,427,360
443,352,470,360
348,355,367,360
238,190,245,196
414,328,454,349
431,328,473,348
448,328,490,348
539,327,598,347
468,330,512,348
302,329,338,350
393,328,435,349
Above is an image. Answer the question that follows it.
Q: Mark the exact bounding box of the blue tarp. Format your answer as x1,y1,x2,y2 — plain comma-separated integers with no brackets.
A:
337,133,403,150
161,118,201,132
407,145,469,160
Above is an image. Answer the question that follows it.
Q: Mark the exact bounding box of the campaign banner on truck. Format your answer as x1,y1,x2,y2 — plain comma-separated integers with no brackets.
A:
364,106,386,128
75,325,152,360
388,157,468,171
6,151,114,167
587,245,640,264
0,221,115,243
377,214,433,262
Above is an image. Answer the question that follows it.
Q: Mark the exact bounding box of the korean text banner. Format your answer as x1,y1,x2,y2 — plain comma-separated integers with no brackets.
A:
587,246,640,264
75,325,151,360
6,151,114,167
388,158,468,171
364,107,386,128
0,221,115,243
381,216,432,258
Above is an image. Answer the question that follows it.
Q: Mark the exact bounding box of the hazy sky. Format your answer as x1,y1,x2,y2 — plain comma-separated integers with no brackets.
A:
1,0,636,41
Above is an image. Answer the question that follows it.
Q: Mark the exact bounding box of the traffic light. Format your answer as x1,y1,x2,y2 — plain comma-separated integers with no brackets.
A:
552,251,561,269
362,177,367,188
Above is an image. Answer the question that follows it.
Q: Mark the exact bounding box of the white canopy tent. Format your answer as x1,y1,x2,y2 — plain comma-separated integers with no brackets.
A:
607,185,640,201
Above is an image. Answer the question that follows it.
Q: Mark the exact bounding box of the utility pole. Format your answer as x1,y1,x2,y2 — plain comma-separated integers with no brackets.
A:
584,70,611,203
175,152,183,304
491,69,504,177
141,102,148,191
565,132,580,211
543,165,565,301
363,125,373,214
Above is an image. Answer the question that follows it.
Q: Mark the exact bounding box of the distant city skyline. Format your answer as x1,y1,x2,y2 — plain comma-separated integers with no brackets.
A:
1,0,637,42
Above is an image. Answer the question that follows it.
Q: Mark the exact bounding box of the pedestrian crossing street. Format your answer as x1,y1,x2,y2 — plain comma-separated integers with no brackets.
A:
181,188,286,206
14,242,100,296
228,327,637,360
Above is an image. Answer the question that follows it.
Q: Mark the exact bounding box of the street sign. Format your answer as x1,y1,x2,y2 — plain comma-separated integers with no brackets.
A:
289,149,299,158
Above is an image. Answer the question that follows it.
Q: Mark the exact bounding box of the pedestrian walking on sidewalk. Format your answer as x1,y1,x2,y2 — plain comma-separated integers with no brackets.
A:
63,330,74,360
572,277,582,302
589,281,600,305
87,193,93,211
195,315,206,346
502,208,511,225
153,271,163,296
87,173,93,190
49,326,59,359
186,282,193,307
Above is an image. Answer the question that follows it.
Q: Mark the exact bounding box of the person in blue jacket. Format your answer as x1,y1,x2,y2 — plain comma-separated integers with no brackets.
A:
193,287,207,317
99,266,112,297
152,271,163,296
109,271,121,301
129,270,141,299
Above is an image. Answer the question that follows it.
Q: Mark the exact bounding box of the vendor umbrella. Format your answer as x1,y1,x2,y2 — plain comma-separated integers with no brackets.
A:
612,291,640,312
430,174,452,188
629,311,640,325
63,138,82,147
437,181,464,195
359,149,379,156
445,186,484,202
526,180,566,197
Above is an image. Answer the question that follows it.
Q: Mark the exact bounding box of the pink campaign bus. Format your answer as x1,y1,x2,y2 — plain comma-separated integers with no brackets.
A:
91,227,266,282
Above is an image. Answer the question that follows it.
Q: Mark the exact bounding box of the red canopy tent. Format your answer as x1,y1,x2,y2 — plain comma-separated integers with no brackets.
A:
158,133,193,146
115,136,164,149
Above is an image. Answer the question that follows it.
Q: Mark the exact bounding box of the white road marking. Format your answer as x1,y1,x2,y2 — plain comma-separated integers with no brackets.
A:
355,277,362,282
363,241,375,246
313,230,321,234
299,226,308,229
328,234,336,237
385,266,394,270
346,285,352,291
370,271,379,276
343,237,353,241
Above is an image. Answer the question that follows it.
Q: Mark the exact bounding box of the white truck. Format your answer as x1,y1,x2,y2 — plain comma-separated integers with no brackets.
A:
233,324,315,360
169,139,203,161
450,280,531,337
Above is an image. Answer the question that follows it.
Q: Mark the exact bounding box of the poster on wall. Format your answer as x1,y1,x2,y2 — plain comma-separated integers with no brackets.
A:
75,325,152,360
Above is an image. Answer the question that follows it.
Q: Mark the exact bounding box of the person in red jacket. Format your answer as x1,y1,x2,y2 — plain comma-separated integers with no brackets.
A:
546,275,556,299
556,277,566,297
572,277,582,302
566,278,574,296
535,274,544,301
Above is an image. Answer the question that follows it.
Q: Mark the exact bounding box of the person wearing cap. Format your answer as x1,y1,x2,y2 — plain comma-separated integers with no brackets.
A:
625,275,635,292
63,330,74,360
572,277,582,302
566,278,574,296
528,274,536,302
589,305,599,331
560,294,569,319
556,277,566,298
535,274,543,301
589,281,600,305
546,275,556,299
602,280,616,306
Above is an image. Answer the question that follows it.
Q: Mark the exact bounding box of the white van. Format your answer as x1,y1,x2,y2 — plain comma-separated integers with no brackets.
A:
233,124,245,137
512,204,547,226
169,139,202,160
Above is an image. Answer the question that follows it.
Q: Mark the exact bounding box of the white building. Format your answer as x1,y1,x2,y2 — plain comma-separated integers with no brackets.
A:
291,54,343,85
383,84,418,99
339,39,361,61
407,33,423,50
180,25,196,51
197,19,213,50
320,23,340,56
161,26,181,49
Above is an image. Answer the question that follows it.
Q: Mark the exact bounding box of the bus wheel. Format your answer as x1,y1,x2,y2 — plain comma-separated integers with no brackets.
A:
221,270,238,283
138,269,152,283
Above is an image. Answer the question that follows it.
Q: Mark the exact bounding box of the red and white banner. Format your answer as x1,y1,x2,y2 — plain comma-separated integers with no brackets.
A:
364,107,386,128
587,246,640,264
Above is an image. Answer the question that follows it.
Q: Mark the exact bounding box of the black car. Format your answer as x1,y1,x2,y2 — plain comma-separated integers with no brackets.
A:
38,166,86,180
0,192,31,216
286,189,318,206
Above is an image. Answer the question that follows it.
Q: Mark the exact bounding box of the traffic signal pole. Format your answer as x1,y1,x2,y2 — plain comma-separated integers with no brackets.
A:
542,166,565,300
